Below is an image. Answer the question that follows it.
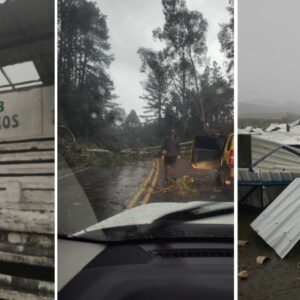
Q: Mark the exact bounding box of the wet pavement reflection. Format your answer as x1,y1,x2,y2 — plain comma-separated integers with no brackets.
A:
58,158,233,235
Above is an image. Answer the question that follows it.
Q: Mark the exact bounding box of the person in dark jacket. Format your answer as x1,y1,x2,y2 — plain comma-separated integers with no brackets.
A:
162,129,180,181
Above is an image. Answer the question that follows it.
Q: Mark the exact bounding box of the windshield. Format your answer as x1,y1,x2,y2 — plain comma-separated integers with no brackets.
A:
58,0,234,242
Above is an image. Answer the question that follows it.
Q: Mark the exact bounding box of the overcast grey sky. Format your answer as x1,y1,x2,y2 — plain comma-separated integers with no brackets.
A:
98,0,230,115
239,0,300,106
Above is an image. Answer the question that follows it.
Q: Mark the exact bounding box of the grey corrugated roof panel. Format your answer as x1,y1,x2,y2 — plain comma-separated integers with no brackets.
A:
251,178,300,258
238,169,300,182
260,171,300,182
251,136,300,172
238,169,260,181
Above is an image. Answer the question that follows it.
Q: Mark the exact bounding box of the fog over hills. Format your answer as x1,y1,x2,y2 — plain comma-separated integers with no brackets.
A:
239,0,300,122
239,101,300,119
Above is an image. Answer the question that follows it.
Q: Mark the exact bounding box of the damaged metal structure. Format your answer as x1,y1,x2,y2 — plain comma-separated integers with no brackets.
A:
239,121,300,258
251,178,300,259
238,126,300,210
0,0,54,299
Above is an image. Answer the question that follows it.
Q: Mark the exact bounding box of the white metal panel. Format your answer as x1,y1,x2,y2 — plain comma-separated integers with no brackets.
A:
251,178,300,258
251,135,300,172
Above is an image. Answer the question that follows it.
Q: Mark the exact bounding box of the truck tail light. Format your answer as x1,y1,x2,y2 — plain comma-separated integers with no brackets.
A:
229,149,234,168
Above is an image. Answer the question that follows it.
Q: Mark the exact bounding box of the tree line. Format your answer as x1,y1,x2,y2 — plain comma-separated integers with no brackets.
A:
58,0,233,151
139,0,233,140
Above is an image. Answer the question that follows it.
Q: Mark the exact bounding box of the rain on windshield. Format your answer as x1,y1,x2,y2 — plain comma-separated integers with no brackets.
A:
58,0,234,235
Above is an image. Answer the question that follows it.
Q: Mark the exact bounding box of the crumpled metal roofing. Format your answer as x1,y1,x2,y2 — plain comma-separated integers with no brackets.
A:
0,0,54,84
265,119,300,134
251,135,300,172
239,169,300,183
251,178,300,258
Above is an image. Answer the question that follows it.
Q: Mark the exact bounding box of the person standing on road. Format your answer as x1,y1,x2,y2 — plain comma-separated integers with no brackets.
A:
162,129,180,182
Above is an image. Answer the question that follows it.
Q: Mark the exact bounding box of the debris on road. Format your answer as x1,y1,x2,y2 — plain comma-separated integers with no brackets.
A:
239,270,249,280
256,256,270,265
154,175,199,197
238,240,249,247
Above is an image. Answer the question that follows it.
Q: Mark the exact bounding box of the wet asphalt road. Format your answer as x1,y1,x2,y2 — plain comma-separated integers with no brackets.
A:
238,211,300,300
58,158,233,235
58,160,152,234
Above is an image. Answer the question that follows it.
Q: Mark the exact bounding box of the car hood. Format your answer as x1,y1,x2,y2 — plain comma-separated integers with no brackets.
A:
74,201,233,236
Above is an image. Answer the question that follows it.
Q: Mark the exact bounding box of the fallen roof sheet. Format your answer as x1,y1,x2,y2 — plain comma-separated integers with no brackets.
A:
239,119,300,138
251,135,300,172
254,131,300,145
251,178,300,258
265,120,300,133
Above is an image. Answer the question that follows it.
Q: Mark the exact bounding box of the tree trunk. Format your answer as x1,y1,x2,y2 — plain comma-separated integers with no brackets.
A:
188,48,206,128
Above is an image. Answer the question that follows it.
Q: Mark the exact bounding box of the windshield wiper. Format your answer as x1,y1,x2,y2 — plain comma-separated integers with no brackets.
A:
68,202,234,243
140,202,233,234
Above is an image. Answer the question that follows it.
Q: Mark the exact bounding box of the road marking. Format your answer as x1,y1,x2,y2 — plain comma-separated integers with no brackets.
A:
126,161,156,209
58,167,91,180
142,159,160,205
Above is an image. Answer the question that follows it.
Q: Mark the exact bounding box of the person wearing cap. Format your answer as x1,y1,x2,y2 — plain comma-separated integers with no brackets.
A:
162,129,180,182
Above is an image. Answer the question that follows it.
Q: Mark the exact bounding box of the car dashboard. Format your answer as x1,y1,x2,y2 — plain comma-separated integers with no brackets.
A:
59,238,233,300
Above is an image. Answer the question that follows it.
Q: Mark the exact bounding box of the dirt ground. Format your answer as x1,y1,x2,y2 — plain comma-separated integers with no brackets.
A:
238,211,300,300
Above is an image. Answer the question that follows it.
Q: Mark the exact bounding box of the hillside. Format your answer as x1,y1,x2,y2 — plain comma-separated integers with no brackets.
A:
238,102,300,119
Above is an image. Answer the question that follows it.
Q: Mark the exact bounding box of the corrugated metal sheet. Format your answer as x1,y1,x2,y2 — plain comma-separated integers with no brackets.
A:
265,120,300,134
260,171,300,181
257,131,300,144
238,170,300,208
238,170,262,208
251,178,300,258
261,172,300,203
239,169,300,183
238,169,260,182
0,0,54,84
251,135,300,172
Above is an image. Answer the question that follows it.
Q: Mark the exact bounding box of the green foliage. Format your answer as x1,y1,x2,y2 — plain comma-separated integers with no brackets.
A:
138,48,169,127
218,0,234,79
125,110,141,128
58,0,234,169
58,0,116,140
201,61,233,128
138,0,233,141
154,0,208,131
